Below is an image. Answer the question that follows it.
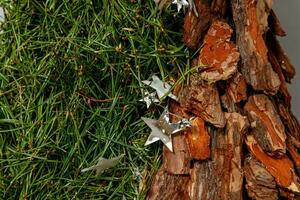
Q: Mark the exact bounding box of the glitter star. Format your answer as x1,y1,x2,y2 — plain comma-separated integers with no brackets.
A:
142,116,173,152
139,91,160,108
142,75,178,101
142,110,193,152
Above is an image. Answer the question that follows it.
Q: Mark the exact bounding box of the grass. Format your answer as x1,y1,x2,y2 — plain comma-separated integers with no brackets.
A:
0,0,191,199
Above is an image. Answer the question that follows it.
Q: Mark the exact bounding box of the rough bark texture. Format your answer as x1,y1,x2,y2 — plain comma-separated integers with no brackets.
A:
244,156,278,200
183,0,227,49
231,0,280,94
278,104,300,141
146,0,300,199
189,113,248,200
179,79,226,128
245,135,300,193
221,72,248,112
224,72,247,104
287,137,300,176
183,0,211,49
185,117,210,160
162,98,191,175
146,169,191,200
198,20,240,82
244,94,286,155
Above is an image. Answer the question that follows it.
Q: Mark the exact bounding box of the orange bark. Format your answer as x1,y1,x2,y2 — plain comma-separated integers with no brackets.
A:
245,95,286,154
245,0,269,63
183,0,211,49
232,0,280,94
185,117,210,160
198,21,239,82
246,135,300,192
226,72,248,103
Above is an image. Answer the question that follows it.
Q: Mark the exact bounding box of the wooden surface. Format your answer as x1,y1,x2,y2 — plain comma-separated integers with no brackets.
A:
146,0,300,199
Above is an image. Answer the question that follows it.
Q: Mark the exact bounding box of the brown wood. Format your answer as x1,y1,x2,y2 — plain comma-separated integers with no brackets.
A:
225,72,248,104
279,188,300,200
183,0,212,49
221,72,248,112
244,94,286,155
244,156,278,200
189,113,248,200
278,104,300,141
287,137,300,176
179,79,225,128
245,135,300,192
231,0,280,94
162,133,190,175
147,0,300,199
146,168,191,200
185,117,210,160
198,20,240,82
183,0,227,49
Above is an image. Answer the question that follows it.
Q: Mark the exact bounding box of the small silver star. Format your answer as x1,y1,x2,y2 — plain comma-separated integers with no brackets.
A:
142,117,173,152
142,110,194,152
142,75,178,101
172,0,189,12
81,154,124,176
139,91,160,108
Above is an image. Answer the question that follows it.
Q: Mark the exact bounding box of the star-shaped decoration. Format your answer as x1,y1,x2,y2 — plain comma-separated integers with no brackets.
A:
142,117,173,151
142,110,194,152
142,75,178,101
81,154,124,176
172,0,189,12
139,91,160,108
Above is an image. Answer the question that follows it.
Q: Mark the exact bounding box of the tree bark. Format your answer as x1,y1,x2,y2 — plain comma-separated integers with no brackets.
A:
146,0,300,199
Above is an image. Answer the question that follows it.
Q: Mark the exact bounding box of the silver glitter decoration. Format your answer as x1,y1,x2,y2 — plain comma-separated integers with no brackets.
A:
142,109,194,152
139,91,160,108
142,75,178,101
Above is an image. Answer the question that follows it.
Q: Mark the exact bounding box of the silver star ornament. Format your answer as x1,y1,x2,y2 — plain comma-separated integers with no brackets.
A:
139,91,160,108
142,117,173,151
142,75,178,101
142,110,194,152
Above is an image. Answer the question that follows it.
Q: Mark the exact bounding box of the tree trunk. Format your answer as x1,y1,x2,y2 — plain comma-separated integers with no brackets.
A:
146,0,300,199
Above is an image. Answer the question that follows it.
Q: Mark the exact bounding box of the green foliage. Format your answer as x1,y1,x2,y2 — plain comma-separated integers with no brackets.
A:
0,0,189,199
